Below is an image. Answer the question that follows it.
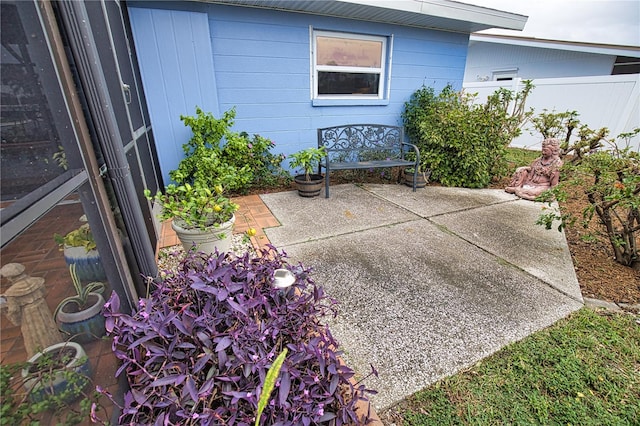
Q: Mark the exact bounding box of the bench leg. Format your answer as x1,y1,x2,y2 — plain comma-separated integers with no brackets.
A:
325,172,330,198
413,168,418,192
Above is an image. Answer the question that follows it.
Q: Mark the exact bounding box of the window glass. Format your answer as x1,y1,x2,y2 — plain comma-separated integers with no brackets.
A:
313,31,387,100
318,72,380,95
316,36,382,67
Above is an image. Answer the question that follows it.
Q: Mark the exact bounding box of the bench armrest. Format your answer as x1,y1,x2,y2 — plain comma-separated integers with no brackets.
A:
401,142,421,168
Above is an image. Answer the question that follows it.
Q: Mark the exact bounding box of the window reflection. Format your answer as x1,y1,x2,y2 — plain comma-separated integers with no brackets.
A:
316,36,382,67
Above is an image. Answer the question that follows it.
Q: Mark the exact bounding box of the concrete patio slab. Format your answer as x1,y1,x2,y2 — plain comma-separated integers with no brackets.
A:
261,184,419,246
259,183,583,412
363,183,518,217
432,198,583,302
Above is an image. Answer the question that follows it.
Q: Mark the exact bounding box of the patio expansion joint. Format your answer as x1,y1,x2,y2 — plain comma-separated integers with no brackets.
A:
360,184,521,220
431,219,584,305
275,217,425,249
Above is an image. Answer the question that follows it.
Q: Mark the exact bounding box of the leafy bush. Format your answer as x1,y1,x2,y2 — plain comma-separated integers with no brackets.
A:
537,128,640,268
169,107,249,191
402,83,532,188
222,132,290,192
529,109,580,147
102,247,376,425
170,107,288,193
529,109,608,162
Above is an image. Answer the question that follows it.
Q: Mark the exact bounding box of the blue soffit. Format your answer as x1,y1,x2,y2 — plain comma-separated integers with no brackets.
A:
197,0,528,33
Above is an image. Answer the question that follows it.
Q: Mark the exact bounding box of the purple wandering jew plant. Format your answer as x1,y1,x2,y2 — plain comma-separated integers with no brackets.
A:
102,246,376,425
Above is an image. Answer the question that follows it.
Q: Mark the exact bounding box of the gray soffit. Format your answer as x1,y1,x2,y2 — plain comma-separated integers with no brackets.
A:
200,0,528,33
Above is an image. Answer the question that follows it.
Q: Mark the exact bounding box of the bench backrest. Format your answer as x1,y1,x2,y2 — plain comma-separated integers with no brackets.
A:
317,124,405,163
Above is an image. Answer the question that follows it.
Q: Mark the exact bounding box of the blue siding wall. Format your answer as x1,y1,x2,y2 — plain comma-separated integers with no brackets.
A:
128,2,468,180
129,6,220,184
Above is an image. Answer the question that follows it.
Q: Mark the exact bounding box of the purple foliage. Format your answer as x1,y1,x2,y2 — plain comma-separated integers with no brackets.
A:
103,246,376,425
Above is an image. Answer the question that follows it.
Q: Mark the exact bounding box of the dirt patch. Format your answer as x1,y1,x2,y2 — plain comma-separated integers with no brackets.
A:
554,188,639,303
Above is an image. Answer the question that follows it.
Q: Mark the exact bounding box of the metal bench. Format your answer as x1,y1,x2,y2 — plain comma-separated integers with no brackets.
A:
317,124,420,198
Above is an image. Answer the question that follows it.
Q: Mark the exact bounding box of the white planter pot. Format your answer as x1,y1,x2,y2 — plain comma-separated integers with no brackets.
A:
21,341,91,404
171,214,235,255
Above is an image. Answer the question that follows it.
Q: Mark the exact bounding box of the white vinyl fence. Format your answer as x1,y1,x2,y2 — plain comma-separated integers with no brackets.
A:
464,74,640,151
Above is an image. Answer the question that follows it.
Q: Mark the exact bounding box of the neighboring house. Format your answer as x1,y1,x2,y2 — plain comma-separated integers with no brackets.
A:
125,0,527,182
462,34,640,150
464,33,640,82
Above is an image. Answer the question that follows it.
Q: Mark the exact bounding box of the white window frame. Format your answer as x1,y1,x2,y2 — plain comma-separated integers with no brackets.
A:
492,68,519,81
311,29,388,103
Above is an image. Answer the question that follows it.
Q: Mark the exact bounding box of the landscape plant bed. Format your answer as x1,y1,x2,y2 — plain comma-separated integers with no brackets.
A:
555,182,639,304
104,246,377,425
491,172,639,305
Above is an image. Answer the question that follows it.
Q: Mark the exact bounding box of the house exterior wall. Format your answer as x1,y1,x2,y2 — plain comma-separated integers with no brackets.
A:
463,41,616,82
127,1,469,182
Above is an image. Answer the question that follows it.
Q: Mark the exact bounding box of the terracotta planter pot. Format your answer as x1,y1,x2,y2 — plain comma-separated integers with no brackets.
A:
172,214,235,255
56,292,106,342
294,174,324,197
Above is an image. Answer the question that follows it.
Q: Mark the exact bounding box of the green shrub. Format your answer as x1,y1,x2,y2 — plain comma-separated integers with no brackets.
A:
221,132,289,191
170,107,249,191
402,82,533,188
529,109,580,147
170,107,288,193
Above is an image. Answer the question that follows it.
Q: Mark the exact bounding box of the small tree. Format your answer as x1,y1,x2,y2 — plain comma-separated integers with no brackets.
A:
537,128,640,268
529,109,580,148
169,107,288,193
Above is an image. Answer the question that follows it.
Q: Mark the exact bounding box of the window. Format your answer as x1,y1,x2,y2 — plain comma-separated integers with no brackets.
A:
312,30,388,104
492,68,518,81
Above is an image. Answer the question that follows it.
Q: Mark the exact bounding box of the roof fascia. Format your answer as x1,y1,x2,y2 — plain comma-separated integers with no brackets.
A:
470,33,640,57
196,0,528,32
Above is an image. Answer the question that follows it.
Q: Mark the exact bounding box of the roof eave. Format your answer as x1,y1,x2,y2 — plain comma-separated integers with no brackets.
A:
198,0,528,33
470,33,640,57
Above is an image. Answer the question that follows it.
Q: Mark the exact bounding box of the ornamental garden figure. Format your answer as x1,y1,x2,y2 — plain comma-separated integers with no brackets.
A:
506,138,564,201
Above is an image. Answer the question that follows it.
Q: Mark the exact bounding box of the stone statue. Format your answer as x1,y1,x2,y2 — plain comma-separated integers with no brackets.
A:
505,138,563,201
0,263,63,357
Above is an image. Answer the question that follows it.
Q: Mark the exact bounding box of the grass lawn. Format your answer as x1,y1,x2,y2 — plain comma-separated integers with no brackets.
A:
389,308,639,425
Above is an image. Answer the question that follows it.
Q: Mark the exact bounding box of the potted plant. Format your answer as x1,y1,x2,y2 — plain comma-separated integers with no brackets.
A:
54,264,106,343
145,183,239,255
0,341,100,424
402,167,431,188
54,219,106,282
289,146,327,197
101,247,377,425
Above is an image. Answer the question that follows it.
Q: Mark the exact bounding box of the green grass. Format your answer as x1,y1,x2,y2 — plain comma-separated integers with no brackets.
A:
505,147,540,171
394,309,640,425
